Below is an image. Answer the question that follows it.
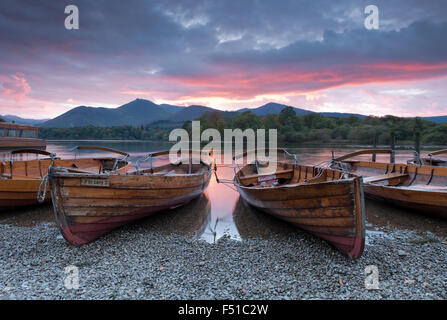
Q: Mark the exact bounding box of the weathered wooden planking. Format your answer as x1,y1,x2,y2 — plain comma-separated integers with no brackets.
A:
239,181,353,201
59,173,207,189
363,173,409,184
334,150,447,218
235,193,353,211
60,184,202,199
238,169,294,184
0,155,132,211
49,156,212,246
0,138,46,150
276,217,355,229
234,159,365,259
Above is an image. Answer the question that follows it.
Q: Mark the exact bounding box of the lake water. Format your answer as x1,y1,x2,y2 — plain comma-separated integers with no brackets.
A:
3,140,446,244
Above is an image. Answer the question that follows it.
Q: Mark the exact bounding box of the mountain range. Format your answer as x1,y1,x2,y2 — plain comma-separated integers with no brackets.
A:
239,102,366,118
0,115,50,125
40,99,177,128
39,100,370,128
2,99,446,127
420,116,447,124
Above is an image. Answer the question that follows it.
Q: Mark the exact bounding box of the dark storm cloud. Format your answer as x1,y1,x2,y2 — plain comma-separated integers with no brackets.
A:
212,20,447,68
1,0,447,76
0,0,217,75
157,0,447,46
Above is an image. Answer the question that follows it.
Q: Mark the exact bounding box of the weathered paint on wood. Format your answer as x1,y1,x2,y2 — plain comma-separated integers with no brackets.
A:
0,151,131,211
49,158,212,246
333,149,447,218
234,158,365,259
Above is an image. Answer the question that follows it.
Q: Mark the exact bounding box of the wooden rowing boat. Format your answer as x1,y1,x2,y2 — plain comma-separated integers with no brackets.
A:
420,149,447,167
49,150,212,246
330,149,447,219
0,147,131,211
231,149,365,259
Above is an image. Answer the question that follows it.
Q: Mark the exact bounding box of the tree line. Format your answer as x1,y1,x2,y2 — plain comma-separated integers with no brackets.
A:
39,124,172,141
186,107,447,146
38,108,447,146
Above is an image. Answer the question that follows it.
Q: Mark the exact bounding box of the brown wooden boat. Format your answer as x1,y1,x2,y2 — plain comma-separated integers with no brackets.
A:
330,149,447,219
420,149,447,167
231,149,365,259
0,147,131,211
0,123,46,150
49,150,212,246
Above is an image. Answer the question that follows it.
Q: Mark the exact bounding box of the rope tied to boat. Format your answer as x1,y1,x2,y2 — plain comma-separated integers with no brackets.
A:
213,163,234,184
329,160,350,172
37,153,56,203
213,162,238,191
37,173,49,203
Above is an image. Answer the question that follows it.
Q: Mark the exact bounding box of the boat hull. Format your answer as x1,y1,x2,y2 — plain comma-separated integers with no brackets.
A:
364,184,447,219
236,177,365,259
421,158,447,167
0,157,131,212
0,138,46,150
0,179,51,211
50,171,211,246
331,157,447,219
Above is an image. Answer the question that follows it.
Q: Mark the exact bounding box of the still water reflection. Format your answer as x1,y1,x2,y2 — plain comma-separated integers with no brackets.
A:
4,140,445,242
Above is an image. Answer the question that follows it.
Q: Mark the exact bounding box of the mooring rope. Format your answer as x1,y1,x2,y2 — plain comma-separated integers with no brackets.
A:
213,162,237,191
37,173,50,203
37,154,56,203
219,182,238,192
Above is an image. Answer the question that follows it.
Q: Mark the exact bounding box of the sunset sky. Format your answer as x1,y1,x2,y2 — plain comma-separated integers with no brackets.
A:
1,0,447,119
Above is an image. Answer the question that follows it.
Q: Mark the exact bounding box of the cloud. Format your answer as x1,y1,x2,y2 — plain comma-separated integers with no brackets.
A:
0,0,447,117
289,76,447,117
0,73,31,102
156,20,447,100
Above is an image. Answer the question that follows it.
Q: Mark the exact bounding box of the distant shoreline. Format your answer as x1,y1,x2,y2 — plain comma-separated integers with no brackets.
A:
46,139,174,143
45,139,446,151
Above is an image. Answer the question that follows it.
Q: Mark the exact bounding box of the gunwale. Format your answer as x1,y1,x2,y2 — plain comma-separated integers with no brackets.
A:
0,147,131,211
49,150,212,245
232,149,365,259
331,149,447,218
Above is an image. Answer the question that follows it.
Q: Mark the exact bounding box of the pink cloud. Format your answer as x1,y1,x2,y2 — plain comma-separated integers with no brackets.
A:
2,61,447,118
0,72,31,102
154,62,447,102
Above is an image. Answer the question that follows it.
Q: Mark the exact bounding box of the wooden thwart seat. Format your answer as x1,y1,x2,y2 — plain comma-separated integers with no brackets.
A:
239,169,294,185
332,149,447,219
363,172,409,185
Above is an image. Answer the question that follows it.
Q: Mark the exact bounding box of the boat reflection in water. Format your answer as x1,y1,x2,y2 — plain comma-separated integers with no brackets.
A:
196,163,327,244
196,166,302,243
198,164,241,243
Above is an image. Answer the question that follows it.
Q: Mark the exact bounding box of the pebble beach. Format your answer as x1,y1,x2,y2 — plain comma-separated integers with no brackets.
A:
0,197,446,300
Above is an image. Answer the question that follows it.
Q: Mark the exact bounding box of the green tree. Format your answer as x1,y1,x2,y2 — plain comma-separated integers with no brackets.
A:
232,111,261,130
302,113,323,129
263,114,279,130
278,107,296,127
